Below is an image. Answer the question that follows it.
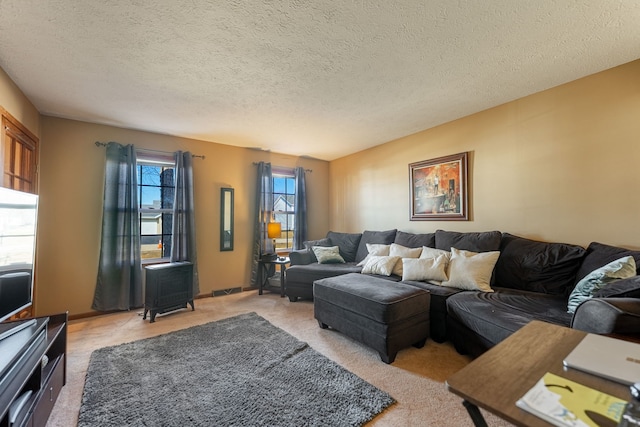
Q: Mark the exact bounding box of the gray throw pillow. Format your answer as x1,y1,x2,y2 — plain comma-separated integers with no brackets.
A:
304,238,332,262
312,246,346,264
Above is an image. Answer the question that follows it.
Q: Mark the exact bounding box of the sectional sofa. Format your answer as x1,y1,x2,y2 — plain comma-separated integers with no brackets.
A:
286,229,640,357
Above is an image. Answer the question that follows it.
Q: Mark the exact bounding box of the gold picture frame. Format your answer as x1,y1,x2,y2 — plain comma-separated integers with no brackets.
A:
409,152,469,221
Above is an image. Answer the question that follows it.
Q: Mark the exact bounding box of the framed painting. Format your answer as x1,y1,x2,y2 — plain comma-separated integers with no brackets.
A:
409,152,469,221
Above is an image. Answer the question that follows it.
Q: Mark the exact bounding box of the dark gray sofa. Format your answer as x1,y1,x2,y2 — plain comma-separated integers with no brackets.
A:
285,229,640,356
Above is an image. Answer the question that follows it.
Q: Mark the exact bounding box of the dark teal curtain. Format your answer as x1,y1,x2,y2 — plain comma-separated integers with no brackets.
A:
93,142,142,311
293,167,307,250
250,162,273,287
171,151,199,296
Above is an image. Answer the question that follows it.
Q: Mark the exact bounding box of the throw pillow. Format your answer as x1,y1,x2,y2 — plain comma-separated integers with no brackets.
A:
354,229,398,264
593,275,640,298
361,255,401,276
575,242,640,283
357,243,391,266
567,256,636,314
304,238,332,262
441,247,500,292
402,255,449,282
312,246,345,264
389,243,422,276
420,246,451,261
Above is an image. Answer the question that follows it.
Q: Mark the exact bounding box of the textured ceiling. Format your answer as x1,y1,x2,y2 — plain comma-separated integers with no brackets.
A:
1,1,639,161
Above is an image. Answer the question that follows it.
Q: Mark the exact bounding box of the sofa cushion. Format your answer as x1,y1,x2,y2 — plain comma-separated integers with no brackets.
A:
326,231,362,263
446,287,572,347
575,242,640,284
567,256,636,313
303,238,332,262
354,229,397,264
494,233,586,296
402,280,463,343
361,255,401,276
593,275,640,298
312,246,346,264
441,248,500,292
394,231,435,249
435,230,502,252
286,263,362,286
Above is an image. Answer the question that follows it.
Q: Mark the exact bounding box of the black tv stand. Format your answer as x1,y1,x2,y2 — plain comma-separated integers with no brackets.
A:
0,312,67,427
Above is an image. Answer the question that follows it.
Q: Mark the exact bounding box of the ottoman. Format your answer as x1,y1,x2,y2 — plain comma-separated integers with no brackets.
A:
314,273,431,364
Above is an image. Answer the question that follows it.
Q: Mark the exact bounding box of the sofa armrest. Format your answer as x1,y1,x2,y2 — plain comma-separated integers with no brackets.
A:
289,249,314,265
571,297,640,335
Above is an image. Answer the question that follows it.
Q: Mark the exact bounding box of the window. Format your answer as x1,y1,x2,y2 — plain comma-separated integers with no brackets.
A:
272,172,295,252
137,158,175,260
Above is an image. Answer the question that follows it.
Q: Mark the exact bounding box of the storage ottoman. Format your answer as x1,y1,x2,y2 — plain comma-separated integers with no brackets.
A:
314,273,431,364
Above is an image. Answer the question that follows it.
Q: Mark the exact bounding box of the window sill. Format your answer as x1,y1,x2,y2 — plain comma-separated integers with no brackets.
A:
141,258,170,267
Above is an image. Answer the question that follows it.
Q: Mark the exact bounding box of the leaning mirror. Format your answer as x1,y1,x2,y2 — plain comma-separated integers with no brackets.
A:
220,188,234,251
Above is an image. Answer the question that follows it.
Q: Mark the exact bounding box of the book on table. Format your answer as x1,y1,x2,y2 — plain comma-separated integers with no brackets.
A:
516,372,627,427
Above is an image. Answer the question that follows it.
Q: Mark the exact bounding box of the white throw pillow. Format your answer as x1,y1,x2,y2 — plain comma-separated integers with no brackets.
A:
402,255,449,282
420,246,451,261
361,255,401,276
312,246,345,264
357,243,391,266
440,248,500,292
389,243,422,276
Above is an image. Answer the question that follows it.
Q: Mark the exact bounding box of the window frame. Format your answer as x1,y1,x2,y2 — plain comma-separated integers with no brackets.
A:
272,170,296,253
136,153,176,263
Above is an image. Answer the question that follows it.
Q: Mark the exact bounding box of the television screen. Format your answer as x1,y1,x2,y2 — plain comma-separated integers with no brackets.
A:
0,187,38,322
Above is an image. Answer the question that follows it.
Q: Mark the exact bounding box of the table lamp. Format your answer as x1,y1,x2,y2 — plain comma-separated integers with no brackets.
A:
267,221,281,255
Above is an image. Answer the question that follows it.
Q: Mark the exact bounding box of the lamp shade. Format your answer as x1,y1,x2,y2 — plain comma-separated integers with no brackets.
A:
267,222,281,239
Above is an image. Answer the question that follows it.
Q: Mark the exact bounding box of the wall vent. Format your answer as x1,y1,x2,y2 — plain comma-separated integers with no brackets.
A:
212,287,242,297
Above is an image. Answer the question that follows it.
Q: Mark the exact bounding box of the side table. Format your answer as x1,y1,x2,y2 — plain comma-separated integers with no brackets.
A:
258,257,290,297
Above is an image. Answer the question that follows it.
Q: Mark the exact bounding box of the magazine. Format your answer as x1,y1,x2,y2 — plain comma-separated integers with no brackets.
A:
516,372,627,427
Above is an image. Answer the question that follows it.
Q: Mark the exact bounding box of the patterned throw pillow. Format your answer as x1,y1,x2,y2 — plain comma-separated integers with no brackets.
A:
567,256,636,314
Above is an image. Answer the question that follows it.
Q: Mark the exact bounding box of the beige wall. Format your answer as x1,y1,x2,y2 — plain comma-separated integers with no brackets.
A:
4,59,640,317
330,60,640,250
35,118,329,316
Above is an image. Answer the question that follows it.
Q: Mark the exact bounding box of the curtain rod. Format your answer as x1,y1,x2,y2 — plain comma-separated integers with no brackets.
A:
95,141,205,159
252,162,312,173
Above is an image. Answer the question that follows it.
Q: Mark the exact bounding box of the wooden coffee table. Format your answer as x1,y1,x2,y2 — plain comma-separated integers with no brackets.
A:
445,320,629,426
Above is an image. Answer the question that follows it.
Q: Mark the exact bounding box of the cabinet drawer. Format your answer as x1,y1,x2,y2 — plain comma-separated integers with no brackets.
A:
31,355,64,427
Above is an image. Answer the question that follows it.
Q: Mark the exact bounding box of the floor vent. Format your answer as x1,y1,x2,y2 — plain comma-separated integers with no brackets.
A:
212,287,242,297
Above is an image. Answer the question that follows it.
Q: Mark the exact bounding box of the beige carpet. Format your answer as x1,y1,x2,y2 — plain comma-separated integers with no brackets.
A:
47,290,515,427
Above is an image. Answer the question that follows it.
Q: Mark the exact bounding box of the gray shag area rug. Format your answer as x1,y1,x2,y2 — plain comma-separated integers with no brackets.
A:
78,312,395,426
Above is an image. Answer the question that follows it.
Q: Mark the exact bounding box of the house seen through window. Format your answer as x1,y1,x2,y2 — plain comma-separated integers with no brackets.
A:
137,158,175,260
272,173,295,252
